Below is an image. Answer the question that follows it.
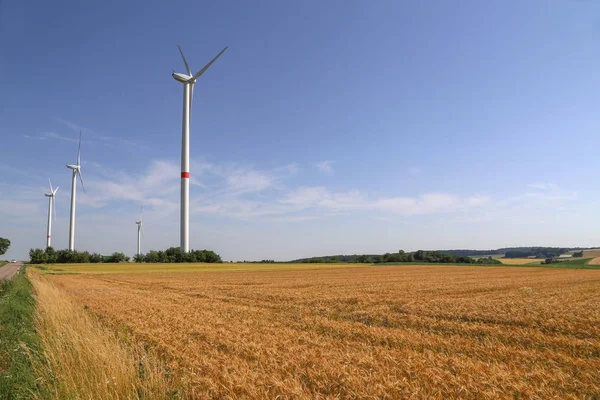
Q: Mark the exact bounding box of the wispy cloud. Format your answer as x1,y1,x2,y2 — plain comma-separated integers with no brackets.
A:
527,182,559,191
24,131,111,147
55,117,138,147
0,182,45,223
315,160,334,176
39,158,581,225
449,183,577,223
283,188,490,216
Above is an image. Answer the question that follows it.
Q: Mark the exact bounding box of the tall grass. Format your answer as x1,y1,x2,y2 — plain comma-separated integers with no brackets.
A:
0,269,41,399
27,270,186,399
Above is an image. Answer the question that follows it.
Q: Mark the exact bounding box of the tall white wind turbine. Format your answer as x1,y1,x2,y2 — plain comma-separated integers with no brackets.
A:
135,207,143,256
66,132,85,251
45,179,59,248
172,45,228,252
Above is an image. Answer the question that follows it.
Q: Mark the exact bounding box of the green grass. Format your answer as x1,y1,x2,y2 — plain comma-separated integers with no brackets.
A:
0,261,7,268
538,257,600,269
0,268,43,399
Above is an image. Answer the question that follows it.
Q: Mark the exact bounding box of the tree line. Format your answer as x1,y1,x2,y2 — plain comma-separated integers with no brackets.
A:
29,246,222,264
133,247,221,263
503,247,569,259
29,247,129,264
294,250,502,265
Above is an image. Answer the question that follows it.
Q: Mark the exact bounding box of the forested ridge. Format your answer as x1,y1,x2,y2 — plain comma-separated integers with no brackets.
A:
291,246,598,264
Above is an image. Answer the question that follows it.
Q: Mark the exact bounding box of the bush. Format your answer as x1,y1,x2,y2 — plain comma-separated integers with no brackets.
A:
29,248,47,264
109,252,129,263
90,253,103,263
140,248,222,264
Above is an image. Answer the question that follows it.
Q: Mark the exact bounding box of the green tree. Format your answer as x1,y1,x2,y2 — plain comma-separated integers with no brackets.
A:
144,251,160,263
90,253,103,263
0,237,10,256
44,247,57,263
75,251,91,263
29,248,47,264
133,253,144,263
204,250,222,263
109,252,128,263
56,249,76,263
357,254,371,263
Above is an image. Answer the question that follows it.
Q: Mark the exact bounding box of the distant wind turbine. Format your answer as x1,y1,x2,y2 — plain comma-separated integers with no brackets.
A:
44,179,58,248
172,44,228,252
66,132,85,251
135,207,143,256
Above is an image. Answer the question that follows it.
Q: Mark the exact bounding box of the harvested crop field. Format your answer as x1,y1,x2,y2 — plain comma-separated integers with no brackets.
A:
495,257,542,265
583,249,600,259
44,265,600,399
588,257,600,266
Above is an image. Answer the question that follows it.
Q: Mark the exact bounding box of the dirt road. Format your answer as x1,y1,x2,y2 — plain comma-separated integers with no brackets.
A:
0,262,22,281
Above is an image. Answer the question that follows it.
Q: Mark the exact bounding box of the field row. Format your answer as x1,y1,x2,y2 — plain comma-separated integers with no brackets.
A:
45,264,600,399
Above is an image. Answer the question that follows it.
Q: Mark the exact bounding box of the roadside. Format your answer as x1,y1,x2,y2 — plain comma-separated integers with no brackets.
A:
0,267,43,398
0,261,23,281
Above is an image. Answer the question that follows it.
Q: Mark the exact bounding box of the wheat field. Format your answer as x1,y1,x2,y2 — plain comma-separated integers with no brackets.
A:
27,269,184,399
495,258,542,265
587,257,600,266
43,264,600,399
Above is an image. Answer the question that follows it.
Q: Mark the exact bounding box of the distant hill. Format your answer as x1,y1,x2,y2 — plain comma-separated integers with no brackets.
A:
289,246,600,263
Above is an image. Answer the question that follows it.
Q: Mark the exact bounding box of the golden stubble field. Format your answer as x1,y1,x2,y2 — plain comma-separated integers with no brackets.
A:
495,258,542,265
44,264,600,399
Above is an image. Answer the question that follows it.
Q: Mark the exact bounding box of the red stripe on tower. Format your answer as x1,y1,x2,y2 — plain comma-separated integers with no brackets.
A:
181,172,190,179
47,235,51,238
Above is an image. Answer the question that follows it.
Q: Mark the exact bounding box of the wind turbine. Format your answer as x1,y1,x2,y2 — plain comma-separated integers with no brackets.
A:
135,207,143,256
172,44,228,252
44,179,58,248
66,132,85,251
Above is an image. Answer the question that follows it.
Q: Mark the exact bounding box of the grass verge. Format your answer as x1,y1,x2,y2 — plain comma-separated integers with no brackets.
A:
0,268,41,399
27,269,186,399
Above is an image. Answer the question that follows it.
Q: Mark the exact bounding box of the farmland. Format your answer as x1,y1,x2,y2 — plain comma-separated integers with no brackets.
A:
493,257,542,265
35,263,600,399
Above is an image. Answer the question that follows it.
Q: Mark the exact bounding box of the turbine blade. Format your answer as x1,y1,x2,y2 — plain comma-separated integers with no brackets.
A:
140,206,143,223
49,178,53,192
53,186,59,195
191,46,228,81
78,169,85,193
178,45,192,76
77,131,82,165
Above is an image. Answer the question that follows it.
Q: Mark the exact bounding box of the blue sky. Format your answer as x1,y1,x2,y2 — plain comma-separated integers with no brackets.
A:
1,0,600,261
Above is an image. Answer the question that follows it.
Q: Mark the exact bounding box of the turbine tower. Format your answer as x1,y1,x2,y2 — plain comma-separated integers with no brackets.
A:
172,45,228,252
66,132,85,251
45,179,59,248
135,207,143,256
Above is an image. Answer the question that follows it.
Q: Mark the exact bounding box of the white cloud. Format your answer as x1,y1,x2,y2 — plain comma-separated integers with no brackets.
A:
1,155,585,262
226,169,274,193
315,160,334,176
527,182,559,191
